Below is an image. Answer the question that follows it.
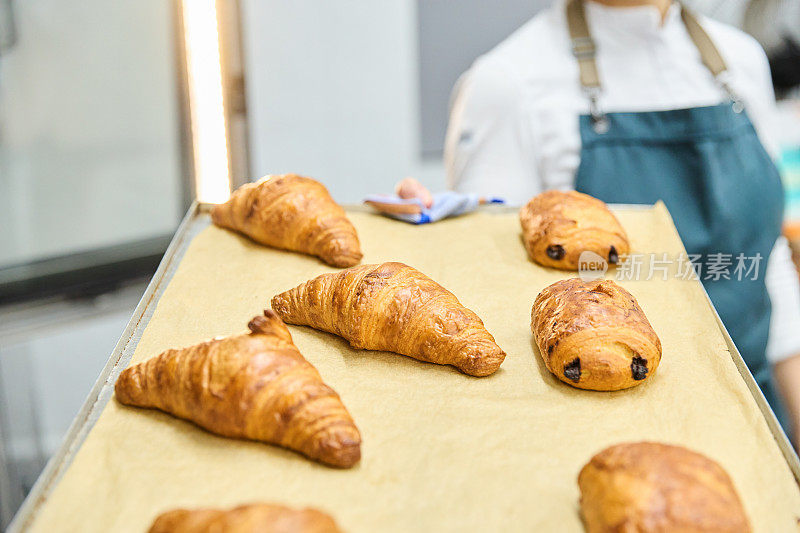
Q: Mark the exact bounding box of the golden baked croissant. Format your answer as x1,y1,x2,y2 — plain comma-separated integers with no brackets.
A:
271,262,506,376
531,278,661,391
212,174,362,267
519,190,629,270
579,442,751,533
149,503,342,533
115,310,361,468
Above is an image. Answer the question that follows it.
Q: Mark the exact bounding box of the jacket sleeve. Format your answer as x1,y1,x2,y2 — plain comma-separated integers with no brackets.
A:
766,237,800,363
444,57,543,203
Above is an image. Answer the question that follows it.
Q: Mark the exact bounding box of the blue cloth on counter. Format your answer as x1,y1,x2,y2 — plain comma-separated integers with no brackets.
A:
364,191,504,224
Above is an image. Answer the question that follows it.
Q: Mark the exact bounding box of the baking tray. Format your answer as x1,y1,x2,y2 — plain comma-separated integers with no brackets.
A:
8,202,800,531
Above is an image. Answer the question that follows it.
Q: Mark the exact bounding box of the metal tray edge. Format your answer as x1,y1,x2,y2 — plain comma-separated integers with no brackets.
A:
8,202,206,532
702,285,800,481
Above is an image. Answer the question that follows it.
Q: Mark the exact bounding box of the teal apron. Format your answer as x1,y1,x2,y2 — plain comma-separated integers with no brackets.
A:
566,0,789,428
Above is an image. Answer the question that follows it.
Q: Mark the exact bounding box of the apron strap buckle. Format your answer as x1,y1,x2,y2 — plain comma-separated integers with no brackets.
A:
716,72,745,114
585,87,609,134
571,36,595,59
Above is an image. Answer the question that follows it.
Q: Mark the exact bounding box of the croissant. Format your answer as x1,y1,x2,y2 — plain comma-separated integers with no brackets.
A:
519,190,629,270
271,262,506,377
211,174,362,267
149,503,342,533
531,278,661,391
115,310,361,468
579,442,751,533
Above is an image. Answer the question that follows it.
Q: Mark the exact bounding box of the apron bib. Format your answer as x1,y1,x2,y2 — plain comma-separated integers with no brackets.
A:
566,0,788,426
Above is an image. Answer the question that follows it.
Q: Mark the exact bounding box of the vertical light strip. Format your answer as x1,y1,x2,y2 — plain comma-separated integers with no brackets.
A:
182,0,231,204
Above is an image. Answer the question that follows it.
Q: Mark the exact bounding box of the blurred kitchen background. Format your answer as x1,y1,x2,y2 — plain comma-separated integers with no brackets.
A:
1,0,799,526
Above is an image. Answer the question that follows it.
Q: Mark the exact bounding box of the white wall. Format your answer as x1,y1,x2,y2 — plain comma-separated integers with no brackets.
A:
241,0,444,204
0,0,182,266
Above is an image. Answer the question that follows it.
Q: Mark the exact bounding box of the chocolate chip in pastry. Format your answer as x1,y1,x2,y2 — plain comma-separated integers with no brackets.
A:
578,442,751,533
519,190,629,270
531,278,661,391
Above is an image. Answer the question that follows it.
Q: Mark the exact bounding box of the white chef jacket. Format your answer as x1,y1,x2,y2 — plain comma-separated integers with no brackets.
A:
444,0,800,363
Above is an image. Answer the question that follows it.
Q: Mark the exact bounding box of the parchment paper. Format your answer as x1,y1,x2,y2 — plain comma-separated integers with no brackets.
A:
29,204,800,532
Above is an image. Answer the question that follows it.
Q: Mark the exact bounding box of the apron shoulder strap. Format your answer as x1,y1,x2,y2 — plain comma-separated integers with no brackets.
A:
565,0,606,129
565,0,743,116
566,0,600,90
679,7,727,77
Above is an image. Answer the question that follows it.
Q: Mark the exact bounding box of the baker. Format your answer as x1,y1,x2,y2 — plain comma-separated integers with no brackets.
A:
400,0,800,442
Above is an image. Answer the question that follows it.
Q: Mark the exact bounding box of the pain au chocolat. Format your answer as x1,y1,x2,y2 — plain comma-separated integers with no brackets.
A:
579,442,751,533
520,190,629,270
531,278,661,391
